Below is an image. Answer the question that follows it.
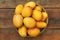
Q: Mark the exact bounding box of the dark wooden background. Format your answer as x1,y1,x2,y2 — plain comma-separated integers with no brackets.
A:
0,0,60,40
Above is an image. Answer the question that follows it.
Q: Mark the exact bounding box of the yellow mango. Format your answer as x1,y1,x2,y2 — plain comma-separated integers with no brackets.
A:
23,17,36,28
42,12,48,21
13,14,23,28
28,28,40,37
32,10,42,21
35,5,42,11
37,22,47,28
15,4,23,14
22,7,32,17
18,26,27,37
24,2,36,9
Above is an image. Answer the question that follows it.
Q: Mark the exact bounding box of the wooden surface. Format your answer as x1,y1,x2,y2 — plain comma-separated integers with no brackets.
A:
0,0,60,40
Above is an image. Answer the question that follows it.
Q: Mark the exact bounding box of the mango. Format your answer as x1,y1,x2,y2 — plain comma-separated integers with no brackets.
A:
15,4,23,14
24,2,36,9
22,7,32,17
32,10,42,21
18,26,27,37
42,12,48,21
23,17,36,28
35,5,42,11
28,28,40,37
37,22,47,28
13,14,23,28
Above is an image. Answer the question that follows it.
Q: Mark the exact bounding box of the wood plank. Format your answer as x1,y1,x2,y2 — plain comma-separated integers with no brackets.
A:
46,9,60,28
0,9,60,28
0,9,14,19
0,19,14,28
0,28,60,40
0,0,60,8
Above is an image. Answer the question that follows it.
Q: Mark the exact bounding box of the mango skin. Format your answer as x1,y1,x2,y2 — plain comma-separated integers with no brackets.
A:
23,17,36,28
24,2,36,9
37,22,47,28
18,26,27,37
32,10,42,21
35,6,42,11
22,7,32,17
15,4,23,14
13,14,23,28
42,12,48,21
28,28,40,37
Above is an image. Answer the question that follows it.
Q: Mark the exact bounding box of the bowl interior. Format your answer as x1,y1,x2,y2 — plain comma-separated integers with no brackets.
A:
15,5,48,37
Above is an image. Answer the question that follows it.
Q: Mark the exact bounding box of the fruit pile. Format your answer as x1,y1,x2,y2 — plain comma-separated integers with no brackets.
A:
13,2,48,37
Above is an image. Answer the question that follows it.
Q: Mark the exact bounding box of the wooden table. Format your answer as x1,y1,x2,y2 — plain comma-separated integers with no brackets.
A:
0,0,60,40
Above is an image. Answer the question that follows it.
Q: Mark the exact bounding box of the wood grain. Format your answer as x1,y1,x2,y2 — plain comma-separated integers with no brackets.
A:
0,9,60,28
0,28,60,40
0,0,60,40
0,0,60,8
0,9,14,19
0,19,14,28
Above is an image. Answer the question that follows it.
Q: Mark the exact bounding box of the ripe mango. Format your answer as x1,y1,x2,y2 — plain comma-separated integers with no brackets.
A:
42,12,48,21
32,10,42,21
15,4,23,14
23,17,36,28
13,14,23,28
24,2,36,9
22,7,32,17
18,26,27,37
28,28,40,37
37,22,47,28
35,5,42,11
